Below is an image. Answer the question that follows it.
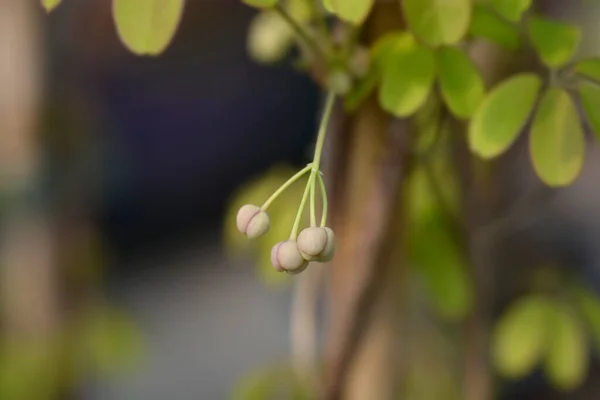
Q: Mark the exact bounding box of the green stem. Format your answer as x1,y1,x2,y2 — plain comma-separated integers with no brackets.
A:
309,170,317,227
274,3,329,64
312,91,337,171
317,172,328,227
262,164,312,210
291,178,313,240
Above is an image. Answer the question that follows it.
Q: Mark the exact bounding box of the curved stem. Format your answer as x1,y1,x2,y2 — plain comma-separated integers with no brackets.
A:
291,177,313,240
262,164,312,210
274,3,329,64
317,172,328,227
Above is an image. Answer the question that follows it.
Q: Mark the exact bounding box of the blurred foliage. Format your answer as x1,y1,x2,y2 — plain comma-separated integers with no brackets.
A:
232,363,312,400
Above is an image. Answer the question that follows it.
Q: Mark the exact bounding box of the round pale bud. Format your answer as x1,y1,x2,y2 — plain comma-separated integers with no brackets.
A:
349,47,371,78
236,204,270,239
298,227,336,262
271,240,308,273
326,70,352,95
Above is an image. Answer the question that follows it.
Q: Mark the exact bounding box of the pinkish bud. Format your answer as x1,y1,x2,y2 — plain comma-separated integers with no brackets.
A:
236,204,270,239
271,240,309,273
297,226,336,262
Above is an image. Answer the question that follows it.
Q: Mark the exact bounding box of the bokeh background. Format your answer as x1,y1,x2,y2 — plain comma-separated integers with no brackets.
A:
4,1,600,399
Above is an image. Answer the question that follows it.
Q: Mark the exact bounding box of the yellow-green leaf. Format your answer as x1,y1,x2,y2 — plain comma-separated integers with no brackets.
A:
331,0,374,25
529,88,584,187
379,43,436,117
243,0,278,8
41,0,61,12
492,295,553,378
491,0,531,22
544,304,588,391
469,73,542,158
578,81,600,141
438,46,485,119
322,0,334,13
575,57,600,84
112,0,185,56
402,0,471,47
573,286,600,354
527,16,581,68
469,4,521,51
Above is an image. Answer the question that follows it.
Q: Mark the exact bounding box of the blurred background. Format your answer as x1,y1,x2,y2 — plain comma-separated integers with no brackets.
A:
4,1,600,399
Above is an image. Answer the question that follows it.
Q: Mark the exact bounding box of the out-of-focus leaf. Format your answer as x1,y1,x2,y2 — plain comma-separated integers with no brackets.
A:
491,0,531,22
469,4,521,51
331,0,375,25
402,0,471,47
41,0,61,12
242,0,278,8
438,46,486,118
322,0,334,13
379,41,436,117
232,364,312,400
529,87,584,187
527,16,581,68
544,304,588,391
492,294,553,378
468,73,542,158
574,57,600,83
112,0,185,56
578,81,600,141
247,11,294,64
573,285,600,354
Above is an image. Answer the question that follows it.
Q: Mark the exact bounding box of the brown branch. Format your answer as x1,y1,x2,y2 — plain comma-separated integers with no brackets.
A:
321,119,410,400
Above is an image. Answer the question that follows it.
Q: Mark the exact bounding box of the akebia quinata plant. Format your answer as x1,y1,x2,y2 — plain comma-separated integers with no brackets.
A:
41,0,600,398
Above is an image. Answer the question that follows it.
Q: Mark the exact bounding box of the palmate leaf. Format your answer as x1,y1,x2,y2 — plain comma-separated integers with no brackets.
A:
543,304,588,391
41,0,62,12
378,34,436,117
575,57,600,84
578,81,600,141
437,46,485,119
529,88,585,187
331,0,375,25
491,0,531,22
112,0,185,56
527,15,581,68
469,4,521,51
492,294,553,378
402,0,471,47
468,73,542,159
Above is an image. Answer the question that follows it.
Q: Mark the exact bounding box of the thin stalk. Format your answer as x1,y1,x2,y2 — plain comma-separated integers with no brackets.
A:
291,178,313,240
310,170,317,226
262,164,312,210
312,91,337,171
318,172,328,227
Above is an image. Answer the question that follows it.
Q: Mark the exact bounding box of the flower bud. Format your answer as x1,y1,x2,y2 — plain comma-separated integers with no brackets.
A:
297,226,336,262
271,240,309,273
236,204,270,239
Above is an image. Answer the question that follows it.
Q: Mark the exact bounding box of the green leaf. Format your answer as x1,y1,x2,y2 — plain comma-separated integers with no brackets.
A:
492,295,553,378
574,57,600,84
578,81,600,141
437,46,485,119
469,73,542,158
379,42,436,117
41,0,61,12
573,286,600,354
243,0,278,8
322,0,334,13
527,16,581,68
112,0,185,56
469,4,521,51
410,213,473,320
331,0,374,25
544,304,588,391
491,0,531,22
529,88,584,187
402,0,471,47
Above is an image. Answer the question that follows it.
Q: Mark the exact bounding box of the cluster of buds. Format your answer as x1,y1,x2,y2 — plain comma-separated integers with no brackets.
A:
235,169,336,275
236,92,337,275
